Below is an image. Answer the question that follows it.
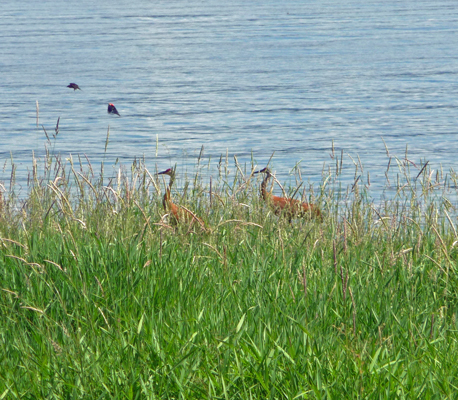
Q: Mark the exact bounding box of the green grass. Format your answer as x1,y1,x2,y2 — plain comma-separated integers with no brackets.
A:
1,147,458,399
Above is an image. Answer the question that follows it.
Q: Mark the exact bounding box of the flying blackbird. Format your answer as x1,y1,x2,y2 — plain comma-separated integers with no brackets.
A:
67,83,81,91
108,103,121,116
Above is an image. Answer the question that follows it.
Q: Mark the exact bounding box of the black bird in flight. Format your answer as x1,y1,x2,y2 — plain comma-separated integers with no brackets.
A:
108,103,121,116
67,83,81,91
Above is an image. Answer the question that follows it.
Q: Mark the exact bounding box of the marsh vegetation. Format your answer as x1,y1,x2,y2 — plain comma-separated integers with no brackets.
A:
1,139,458,398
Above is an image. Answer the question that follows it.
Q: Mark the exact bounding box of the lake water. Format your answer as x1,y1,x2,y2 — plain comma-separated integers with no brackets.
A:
1,0,458,200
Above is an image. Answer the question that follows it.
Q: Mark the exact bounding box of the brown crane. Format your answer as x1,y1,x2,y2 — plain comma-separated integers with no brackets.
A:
157,168,206,230
254,167,321,221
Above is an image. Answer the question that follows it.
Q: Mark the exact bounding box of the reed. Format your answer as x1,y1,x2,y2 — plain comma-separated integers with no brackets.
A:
0,143,457,398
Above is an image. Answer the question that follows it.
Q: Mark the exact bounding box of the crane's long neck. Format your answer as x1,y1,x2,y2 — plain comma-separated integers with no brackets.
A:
260,173,272,201
163,173,175,209
168,173,175,192
163,188,171,210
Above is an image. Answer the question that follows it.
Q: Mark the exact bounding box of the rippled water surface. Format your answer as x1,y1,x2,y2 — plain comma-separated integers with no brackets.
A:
1,0,458,198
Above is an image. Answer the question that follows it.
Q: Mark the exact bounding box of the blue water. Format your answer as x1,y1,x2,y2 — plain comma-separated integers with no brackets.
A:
1,0,458,198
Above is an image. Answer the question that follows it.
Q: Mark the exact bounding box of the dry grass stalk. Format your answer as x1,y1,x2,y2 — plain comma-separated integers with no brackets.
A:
95,276,105,298
203,243,223,260
340,266,348,302
97,307,110,329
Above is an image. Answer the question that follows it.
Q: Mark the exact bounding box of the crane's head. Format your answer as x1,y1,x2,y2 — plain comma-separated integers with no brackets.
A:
157,168,175,177
254,167,272,176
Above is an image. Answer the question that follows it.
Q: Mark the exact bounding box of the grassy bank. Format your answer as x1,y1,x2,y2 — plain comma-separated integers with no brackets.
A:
1,148,458,399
